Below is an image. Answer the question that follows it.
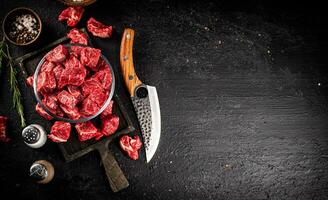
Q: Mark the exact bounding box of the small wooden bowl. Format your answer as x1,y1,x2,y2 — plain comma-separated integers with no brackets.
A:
2,7,42,46
57,0,97,6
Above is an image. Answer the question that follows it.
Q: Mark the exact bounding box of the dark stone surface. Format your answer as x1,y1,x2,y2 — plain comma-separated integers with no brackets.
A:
1,0,328,199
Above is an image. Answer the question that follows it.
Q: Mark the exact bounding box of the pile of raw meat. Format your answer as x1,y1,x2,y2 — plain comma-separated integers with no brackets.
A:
28,43,112,121
26,28,119,142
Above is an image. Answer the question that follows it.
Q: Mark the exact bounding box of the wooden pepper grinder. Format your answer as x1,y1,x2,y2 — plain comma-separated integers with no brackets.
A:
29,160,54,184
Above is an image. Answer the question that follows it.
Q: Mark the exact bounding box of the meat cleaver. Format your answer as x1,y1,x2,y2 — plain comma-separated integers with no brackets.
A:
120,28,161,163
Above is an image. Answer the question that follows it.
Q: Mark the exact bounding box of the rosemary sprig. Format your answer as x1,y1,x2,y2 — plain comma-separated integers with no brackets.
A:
0,37,7,78
2,39,26,127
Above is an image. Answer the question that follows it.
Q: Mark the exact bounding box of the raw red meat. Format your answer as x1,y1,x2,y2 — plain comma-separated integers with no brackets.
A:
45,45,68,63
80,95,101,117
130,135,142,150
56,106,65,117
97,114,119,140
80,47,101,71
67,85,83,102
119,135,142,160
75,121,98,141
89,90,107,108
80,86,107,117
52,64,64,81
37,71,57,94
60,55,87,87
48,121,71,143
57,90,78,109
87,17,113,38
67,28,88,45
40,60,55,72
26,76,34,87
100,100,114,118
34,41,113,123
81,78,104,96
97,58,108,69
58,6,84,27
0,116,10,142
92,65,112,90
42,94,58,113
36,103,53,120
70,46,84,58
120,136,133,152
60,105,80,120
58,56,86,88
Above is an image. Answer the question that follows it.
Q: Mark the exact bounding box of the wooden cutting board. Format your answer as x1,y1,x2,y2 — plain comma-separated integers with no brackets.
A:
14,28,136,192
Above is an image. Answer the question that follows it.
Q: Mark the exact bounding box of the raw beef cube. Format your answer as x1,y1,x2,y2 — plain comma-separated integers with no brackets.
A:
80,96,100,117
67,85,83,102
97,58,107,69
88,91,107,108
45,45,68,63
37,71,57,94
57,72,69,89
81,78,104,96
48,121,71,143
100,100,114,118
0,116,10,142
56,107,65,117
40,60,55,72
58,6,84,27
75,121,98,141
42,94,58,112
130,135,143,150
92,65,112,90
87,17,113,38
80,90,107,117
53,64,64,82
60,105,80,120
61,55,87,86
57,90,78,109
26,76,34,87
70,46,84,58
100,114,119,136
119,135,142,160
80,47,101,71
36,103,53,120
66,66,87,86
67,28,88,45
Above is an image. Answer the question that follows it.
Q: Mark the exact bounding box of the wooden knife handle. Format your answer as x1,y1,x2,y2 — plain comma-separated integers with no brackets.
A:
98,145,129,192
120,28,142,97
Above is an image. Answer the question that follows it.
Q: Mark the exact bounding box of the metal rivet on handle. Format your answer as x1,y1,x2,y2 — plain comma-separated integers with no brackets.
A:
129,75,134,80
126,34,130,39
124,55,128,60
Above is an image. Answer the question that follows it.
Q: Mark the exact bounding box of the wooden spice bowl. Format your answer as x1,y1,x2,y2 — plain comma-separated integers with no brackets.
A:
57,0,97,6
2,7,42,46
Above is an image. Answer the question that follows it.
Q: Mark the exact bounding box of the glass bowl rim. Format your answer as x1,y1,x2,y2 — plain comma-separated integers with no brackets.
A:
33,43,115,123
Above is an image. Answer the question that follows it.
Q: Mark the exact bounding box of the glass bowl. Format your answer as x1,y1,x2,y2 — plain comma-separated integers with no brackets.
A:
33,44,115,123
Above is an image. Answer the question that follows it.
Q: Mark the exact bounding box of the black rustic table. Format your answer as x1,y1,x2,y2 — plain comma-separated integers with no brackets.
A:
1,0,328,199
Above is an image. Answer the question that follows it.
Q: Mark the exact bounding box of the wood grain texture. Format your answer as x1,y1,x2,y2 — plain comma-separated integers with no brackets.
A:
120,28,142,97
97,144,129,192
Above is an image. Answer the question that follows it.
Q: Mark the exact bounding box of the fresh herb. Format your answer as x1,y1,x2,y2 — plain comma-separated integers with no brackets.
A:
0,37,8,78
0,37,26,127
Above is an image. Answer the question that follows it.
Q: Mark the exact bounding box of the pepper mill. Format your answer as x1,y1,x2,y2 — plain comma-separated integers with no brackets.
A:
22,124,47,148
29,160,54,184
